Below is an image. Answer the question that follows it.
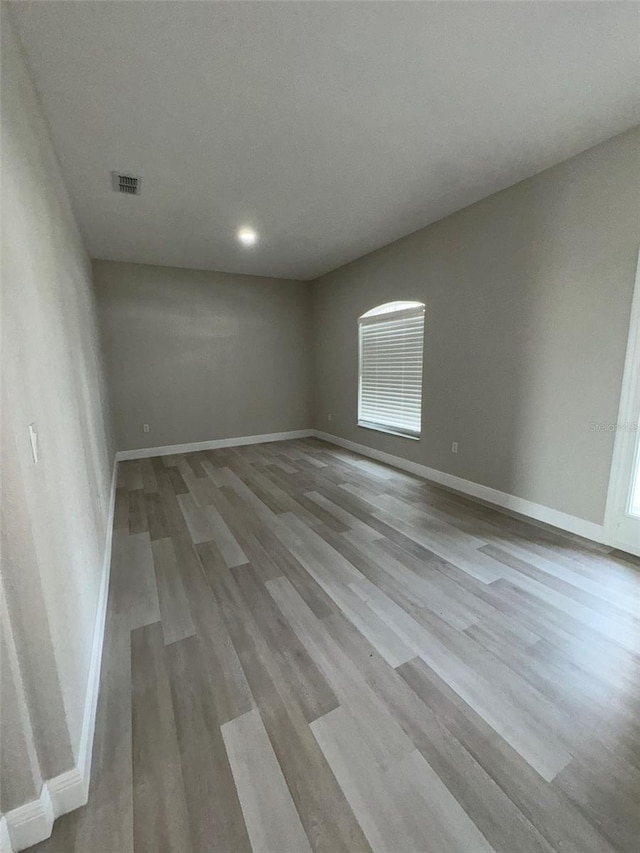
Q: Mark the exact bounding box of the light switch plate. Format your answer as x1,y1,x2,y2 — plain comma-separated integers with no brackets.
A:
28,423,39,463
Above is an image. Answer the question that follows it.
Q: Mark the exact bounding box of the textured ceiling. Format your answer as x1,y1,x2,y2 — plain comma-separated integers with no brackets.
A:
10,1,640,280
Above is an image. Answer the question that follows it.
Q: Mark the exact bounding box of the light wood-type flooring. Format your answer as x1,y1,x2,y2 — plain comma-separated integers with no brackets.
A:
30,438,640,853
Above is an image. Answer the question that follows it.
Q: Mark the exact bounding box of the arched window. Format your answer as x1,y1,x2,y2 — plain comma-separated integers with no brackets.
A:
358,301,425,439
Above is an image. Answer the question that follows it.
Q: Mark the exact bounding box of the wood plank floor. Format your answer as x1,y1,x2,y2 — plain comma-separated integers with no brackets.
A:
30,438,640,853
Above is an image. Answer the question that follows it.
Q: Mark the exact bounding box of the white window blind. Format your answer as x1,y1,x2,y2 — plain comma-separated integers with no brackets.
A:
358,302,425,438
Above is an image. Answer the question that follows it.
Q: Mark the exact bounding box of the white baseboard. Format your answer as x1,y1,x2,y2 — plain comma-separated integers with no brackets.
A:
68,454,118,807
0,818,12,853
4,457,118,853
313,430,607,545
605,528,640,558
3,788,53,852
115,428,315,461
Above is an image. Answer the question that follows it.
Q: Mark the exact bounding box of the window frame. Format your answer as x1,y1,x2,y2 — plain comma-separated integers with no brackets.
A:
357,302,425,440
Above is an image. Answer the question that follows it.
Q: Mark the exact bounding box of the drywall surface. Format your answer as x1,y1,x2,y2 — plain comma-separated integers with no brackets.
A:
93,260,313,451
312,127,640,524
1,5,114,812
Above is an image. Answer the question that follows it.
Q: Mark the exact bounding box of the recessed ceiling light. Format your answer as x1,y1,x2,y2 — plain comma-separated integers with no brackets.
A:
237,227,258,247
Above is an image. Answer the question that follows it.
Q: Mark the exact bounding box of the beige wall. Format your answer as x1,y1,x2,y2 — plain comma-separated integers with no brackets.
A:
93,260,313,452
312,128,640,524
1,6,114,813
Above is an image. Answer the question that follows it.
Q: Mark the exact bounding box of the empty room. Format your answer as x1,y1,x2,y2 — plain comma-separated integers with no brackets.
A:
2,1,640,852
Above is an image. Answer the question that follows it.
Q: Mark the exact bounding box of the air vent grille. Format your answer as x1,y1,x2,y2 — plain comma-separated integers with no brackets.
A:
111,172,141,195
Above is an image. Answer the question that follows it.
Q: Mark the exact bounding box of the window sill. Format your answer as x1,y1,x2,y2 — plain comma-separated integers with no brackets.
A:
357,421,420,441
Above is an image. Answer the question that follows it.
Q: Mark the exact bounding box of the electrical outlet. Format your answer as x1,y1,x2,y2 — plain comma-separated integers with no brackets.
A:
327,413,332,422
451,441,458,454
28,423,39,463
143,423,150,433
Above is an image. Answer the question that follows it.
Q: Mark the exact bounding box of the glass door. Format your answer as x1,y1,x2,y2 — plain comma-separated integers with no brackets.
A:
611,425,640,553
606,254,640,556
629,438,640,519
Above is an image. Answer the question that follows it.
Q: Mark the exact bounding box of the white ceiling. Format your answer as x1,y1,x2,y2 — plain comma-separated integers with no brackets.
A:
10,1,640,280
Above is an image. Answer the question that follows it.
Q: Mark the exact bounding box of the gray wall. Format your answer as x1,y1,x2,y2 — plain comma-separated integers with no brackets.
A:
1,7,114,813
312,127,640,525
93,261,313,451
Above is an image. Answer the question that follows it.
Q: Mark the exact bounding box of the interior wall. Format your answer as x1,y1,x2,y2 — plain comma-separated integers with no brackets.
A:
1,5,114,814
92,260,313,452
312,127,640,525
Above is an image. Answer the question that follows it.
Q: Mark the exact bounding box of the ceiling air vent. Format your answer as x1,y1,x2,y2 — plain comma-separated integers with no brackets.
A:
111,172,141,195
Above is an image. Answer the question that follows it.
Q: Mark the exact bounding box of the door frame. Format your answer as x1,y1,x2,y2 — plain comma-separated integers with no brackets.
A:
604,245,640,556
